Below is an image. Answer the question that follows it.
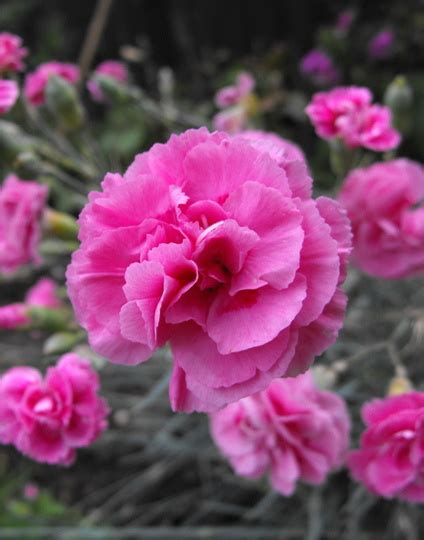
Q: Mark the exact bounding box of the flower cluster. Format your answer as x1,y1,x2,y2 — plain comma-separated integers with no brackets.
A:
213,72,255,133
300,50,340,87
0,354,108,465
24,61,80,106
0,278,61,329
67,127,351,413
210,372,350,495
338,159,424,279
0,175,48,274
306,86,401,152
348,392,424,502
87,60,128,103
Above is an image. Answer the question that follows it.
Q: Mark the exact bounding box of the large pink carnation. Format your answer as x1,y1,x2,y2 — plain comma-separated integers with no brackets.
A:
0,32,27,72
0,354,108,465
0,175,48,273
338,159,424,278
67,128,351,412
24,61,80,106
306,86,400,152
348,392,424,503
210,372,350,495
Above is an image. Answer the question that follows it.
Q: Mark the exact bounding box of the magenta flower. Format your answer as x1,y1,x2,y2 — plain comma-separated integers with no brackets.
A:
300,50,340,87
338,159,424,279
0,354,109,466
23,483,40,500
0,176,48,274
335,10,354,33
368,30,395,61
67,128,351,413
215,71,255,108
24,62,80,106
0,32,27,72
210,372,350,495
348,392,424,502
306,86,400,151
87,60,128,103
0,80,19,115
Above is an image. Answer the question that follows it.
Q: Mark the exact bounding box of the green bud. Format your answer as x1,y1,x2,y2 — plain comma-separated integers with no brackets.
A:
0,121,36,163
43,331,84,355
13,151,43,178
45,75,84,131
94,74,136,104
43,208,79,240
26,306,69,332
384,76,413,135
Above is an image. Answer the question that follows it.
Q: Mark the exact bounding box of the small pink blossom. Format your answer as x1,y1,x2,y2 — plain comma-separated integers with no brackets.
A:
24,62,80,106
87,60,128,102
338,159,424,278
215,72,255,108
23,483,40,500
0,354,109,466
210,372,350,495
300,50,340,87
0,278,61,330
0,32,27,72
67,127,351,413
0,176,48,274
213,106,247,134
348,392,424,502
306,86,400,151
335,10,354,33
368,30,395,61
0,80,19,115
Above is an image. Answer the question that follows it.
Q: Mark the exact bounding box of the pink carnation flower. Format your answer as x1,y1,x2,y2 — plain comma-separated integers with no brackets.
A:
348,392,424,502
24,62,80,106
306,86,400,152
210,372,350,495
0,278,61,330
215,71,255,108
23,483,40,500
0,80,19,115
67,128,350,411
67,127,351,413
300,50,340,87
0,176,48,274
338,159,424,278
335,10,354,33
0,354,109,466
87,60,128,103
0,32,27,72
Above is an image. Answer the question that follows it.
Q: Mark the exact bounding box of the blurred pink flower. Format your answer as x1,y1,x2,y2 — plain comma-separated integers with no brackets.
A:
67,127,351,413
300,50,340,86
23,483,39,500
210,372,350,495
306,86,400,151
87,60,128,102
215,71,255,108
348,392,424,502
213,106,247,134
0,32,27,72
368,30,395,60
0,80,19,115
24,62,80,106
0,278,61,330
338,159,424,278
0,176,48,274
0,354,109,466
335,10,354,33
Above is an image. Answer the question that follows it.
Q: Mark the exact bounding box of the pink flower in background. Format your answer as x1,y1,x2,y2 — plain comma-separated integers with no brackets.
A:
215,72,255,108
210,372,350,495
300,50,340,86
335,10,354,33
24,62,80,106
0,176,48,274
306,86,400,151
67,127,351,413
87,60,128,102
0,32,27,72
368,30,395,60
0,278,61,330
213,106,247,134
338,159,424,279
23,483,40,500
348,392,424,502
0,80,19,115
0,354,109,466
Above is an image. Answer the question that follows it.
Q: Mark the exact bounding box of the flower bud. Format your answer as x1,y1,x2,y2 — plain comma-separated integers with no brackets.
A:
45,75,84,131
387,375,413,396
43,331,84,355
26,306,69,332
0,120,35,163
43,208,78,240
384,76,413,135
93,74,133,104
